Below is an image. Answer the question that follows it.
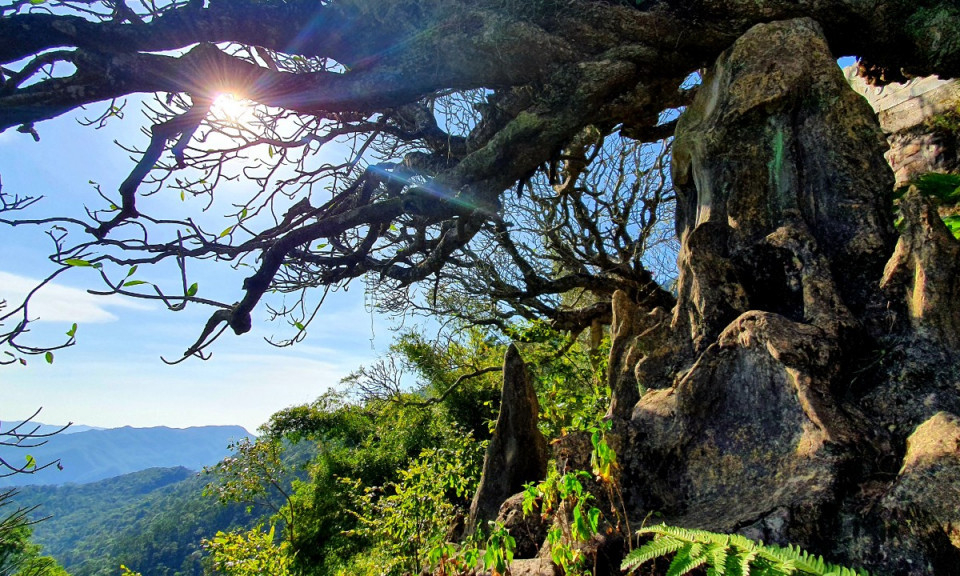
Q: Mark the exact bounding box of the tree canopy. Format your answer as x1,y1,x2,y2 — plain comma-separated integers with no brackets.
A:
1,0,958,362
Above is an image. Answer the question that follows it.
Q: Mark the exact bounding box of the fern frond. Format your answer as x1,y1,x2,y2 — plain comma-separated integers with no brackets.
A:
706,542,729,576
666,542,708,576
732,548,758,576
625,524,869,576
621,535,686,572
639,524,732,546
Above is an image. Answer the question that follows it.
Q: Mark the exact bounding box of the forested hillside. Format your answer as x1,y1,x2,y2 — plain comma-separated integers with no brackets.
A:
15,467,269,576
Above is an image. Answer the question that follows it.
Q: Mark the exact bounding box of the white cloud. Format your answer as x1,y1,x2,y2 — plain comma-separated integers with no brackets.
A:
0,271,151,324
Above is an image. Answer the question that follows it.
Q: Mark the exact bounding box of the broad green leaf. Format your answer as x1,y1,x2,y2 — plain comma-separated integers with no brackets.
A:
66,323,78,338
294,322,305,331
587,506,601,533
122,280,147,287
220,226,233,238
126,265,138,277
63,258,92,267
45,351,54,364
240,208,248,219
30,0,46,4
187,283,199,297
25,455,36,469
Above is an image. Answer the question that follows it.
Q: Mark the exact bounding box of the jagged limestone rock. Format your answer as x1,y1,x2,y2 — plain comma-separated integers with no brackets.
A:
606,291,678,420
858,188,960,442
671,17,895,349
495,492,549,559
837,412,960,575
846,69,960,187
628,311,859,539
467,344,548,535
882,189,960,350
622,16,891,562
893,412,960,550
497,16,960,576
606,290,643,420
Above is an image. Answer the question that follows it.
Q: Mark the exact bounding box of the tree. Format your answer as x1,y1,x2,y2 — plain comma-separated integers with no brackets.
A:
0,412,68,576
2,0,956,361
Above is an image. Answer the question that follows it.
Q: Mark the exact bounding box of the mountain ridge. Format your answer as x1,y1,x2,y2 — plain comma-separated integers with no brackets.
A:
0,423,252,487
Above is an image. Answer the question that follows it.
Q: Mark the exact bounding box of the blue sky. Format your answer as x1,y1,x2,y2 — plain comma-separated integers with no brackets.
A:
0,102,395,433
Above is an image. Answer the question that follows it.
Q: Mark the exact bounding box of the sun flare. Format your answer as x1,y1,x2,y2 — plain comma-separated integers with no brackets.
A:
210,92,253,124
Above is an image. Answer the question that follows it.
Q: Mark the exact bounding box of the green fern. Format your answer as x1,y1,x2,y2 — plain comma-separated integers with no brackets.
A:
621,525,870,576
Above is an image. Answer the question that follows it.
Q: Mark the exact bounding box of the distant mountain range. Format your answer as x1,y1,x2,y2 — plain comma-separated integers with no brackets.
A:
0,423,252,486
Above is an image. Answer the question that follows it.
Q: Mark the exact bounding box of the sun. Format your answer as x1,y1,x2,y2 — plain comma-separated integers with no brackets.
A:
210,92,253,124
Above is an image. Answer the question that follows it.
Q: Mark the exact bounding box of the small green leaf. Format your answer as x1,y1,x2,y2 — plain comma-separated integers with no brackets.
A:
30,0,46,5
63,258,92,267
219,226,233,238
180,190,185,201
66,323,78,338
44,351,54,364
122,280,147,287
25,455,36,469
294,322,305,331
316,243,328,250
268,145,274,159
187,283,199,297
240,208,248,219
587,507,601,533
126,265,138,277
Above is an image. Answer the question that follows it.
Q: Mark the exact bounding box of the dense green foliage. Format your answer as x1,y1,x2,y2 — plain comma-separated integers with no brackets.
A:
16,467,269,576
15,321,881,576
0,489,68,576
199,324,608,576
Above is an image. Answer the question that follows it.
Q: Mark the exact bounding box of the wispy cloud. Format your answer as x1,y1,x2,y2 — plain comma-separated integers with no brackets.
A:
0,271,151,324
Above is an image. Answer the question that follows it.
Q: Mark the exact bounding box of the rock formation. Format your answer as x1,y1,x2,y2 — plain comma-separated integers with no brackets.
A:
847,69,960,187
471,16,960,576
466,344,548,535
615,17,960,576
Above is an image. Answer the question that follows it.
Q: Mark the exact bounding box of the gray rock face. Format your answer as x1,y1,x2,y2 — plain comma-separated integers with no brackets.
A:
882,189,960,350
894,411,960,552
613,17,960,576
847,69,960,187
495,17,960,576
628,310,859,539
839,412,960,575
467,344,548,535
671,17,895,349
